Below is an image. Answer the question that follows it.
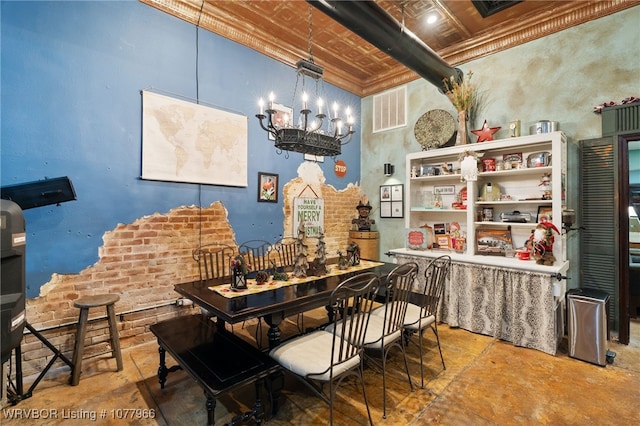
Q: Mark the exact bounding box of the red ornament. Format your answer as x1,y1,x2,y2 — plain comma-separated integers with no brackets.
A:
471,120,501,142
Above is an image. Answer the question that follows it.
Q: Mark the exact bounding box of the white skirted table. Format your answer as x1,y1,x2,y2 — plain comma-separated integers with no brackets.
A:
391,248,569,355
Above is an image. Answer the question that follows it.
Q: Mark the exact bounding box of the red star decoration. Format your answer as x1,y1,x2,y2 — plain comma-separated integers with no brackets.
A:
471,120,501,142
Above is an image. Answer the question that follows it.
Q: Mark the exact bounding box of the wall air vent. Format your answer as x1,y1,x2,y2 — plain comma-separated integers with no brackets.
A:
602,103,640,136
373,86,407,133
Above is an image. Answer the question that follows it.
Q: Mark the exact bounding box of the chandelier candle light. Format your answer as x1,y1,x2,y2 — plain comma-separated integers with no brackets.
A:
255,7,355,157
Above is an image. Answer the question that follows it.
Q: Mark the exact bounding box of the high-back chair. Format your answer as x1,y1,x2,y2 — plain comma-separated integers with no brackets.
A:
269,272,380,426
272,237,304,332
192,243,237,282
273,237,297,272
238,239,275,277
403,255,451,388
365,262,419,418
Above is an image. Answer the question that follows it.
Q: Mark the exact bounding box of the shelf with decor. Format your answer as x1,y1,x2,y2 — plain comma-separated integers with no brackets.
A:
397,131,579,358
473,221,537,229
477,166,553,178
404,131,570,267
475,200,552,205
410,207,467,212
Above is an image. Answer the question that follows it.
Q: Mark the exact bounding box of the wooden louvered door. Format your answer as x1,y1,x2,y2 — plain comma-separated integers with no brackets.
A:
579,137,618,331
600,104,640,344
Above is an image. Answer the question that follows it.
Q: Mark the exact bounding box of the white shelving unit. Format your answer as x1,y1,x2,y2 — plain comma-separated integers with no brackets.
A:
405,131,568,266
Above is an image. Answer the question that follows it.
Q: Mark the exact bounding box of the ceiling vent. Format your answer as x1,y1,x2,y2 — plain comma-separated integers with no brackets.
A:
373,86,407,133
472,1,522,18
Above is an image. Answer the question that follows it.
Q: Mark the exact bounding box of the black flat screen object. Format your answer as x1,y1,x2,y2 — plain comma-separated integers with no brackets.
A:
1,200,26,364
1,176,76,210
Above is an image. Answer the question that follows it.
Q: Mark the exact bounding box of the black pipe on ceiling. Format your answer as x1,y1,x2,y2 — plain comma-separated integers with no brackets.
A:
308,0,462,91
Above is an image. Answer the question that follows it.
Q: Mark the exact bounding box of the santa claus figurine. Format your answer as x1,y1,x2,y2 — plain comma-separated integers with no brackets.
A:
530,220,559,265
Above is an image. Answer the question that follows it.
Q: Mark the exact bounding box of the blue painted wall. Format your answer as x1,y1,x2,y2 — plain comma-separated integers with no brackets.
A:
1,1,361,297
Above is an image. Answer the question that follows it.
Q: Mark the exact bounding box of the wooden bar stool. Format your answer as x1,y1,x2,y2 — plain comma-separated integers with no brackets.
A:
70,294,123,386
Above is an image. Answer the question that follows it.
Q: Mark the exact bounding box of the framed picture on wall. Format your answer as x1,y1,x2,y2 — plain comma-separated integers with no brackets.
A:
380,185,391,201
381,184,403,218
258,172,278,203
380,201,392,218
391,184,404,202
391,201,404,218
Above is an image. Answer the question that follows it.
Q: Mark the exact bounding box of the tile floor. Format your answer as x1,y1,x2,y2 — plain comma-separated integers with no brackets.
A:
2,312,639,425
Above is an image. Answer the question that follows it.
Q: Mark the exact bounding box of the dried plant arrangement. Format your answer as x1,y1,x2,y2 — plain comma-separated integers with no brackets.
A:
443,70,486,144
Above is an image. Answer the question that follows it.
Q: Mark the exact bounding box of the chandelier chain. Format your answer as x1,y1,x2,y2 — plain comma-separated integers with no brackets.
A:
307,5,314,63
254,6,355,157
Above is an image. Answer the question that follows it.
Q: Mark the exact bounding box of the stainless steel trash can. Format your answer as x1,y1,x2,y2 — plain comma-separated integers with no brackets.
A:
567,288,609,366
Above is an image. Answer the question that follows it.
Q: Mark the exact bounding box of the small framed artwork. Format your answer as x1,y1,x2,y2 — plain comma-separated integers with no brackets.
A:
476,228,513,256
536,206,553,222
434,185,455,195
502,152,522,168
391,201,404,218
380,185,391,201
420,165,435,176
269,103,292,140
380,184,404,218
380,201,392,218
391,184,403,201
258,172,278,203
435,234,451,249
434,223,447,235
407,228,428,250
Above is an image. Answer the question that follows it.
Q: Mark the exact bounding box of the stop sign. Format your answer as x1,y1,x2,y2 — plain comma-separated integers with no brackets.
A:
334,160,347,178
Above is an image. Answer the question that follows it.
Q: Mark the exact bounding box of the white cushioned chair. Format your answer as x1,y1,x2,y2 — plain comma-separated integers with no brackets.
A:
269,272,380,425
398,255,451,388
358,262,419,418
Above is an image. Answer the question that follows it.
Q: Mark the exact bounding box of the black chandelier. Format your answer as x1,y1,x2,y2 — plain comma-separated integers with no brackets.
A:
255,7,355,157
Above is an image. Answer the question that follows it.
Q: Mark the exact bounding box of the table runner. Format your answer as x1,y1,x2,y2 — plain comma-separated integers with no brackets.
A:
210,260,385,298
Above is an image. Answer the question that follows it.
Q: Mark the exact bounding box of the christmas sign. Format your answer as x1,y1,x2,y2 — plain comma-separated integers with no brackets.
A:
293,197,324,238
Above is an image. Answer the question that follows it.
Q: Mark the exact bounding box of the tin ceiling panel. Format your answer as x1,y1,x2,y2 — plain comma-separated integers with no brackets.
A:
140,0,638,97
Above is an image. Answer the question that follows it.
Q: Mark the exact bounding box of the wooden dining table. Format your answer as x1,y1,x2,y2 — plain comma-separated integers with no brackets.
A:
174,260,397,349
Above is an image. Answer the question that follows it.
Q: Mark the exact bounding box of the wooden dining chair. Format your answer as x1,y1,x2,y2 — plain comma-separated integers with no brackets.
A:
192,243,237,281
402,255,451,388
273,237,296,272
236,240,277,339
191,243,237,324
272,237,306,332
269,272,380,426
361,262,418,418
238,239,275,277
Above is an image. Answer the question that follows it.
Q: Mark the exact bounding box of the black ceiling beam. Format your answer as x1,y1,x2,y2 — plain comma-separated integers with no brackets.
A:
308,0,462,91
